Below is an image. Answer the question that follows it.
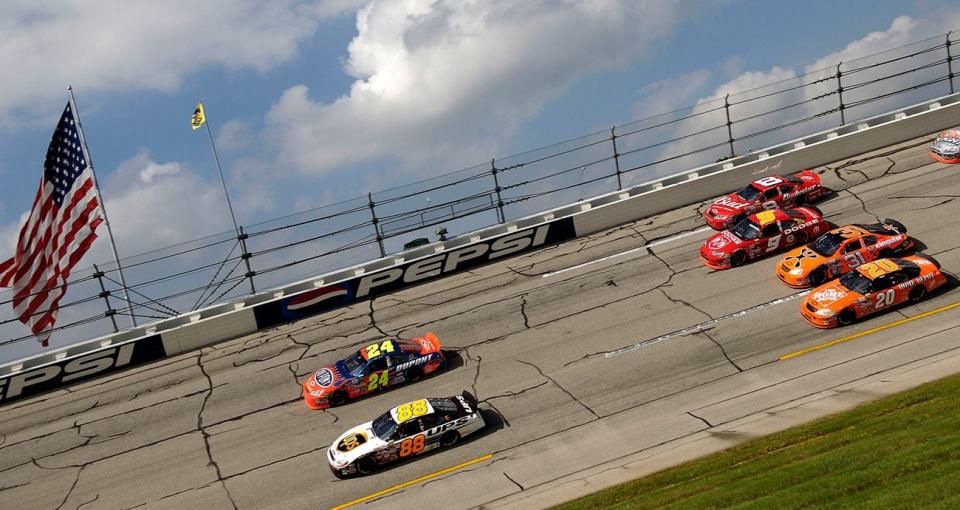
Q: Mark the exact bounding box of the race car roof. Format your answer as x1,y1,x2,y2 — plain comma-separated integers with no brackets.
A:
754,210,779,226
389,399,435,423
359,339,400,360
855,258,913,280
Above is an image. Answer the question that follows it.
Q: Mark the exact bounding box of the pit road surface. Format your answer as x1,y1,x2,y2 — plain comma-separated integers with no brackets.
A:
2,135,959,510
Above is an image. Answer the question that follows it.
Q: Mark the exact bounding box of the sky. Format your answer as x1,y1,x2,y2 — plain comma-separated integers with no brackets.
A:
1,0,960,359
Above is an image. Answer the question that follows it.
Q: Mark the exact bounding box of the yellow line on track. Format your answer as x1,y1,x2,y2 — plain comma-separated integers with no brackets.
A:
330,453,494,510
780,300,960,360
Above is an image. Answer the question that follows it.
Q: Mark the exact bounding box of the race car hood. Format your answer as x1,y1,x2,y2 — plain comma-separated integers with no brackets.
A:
806,281,862,311
328,422,388,466
703,230,748,254
780,245,824,272
303,363,347,395
707,194,750,217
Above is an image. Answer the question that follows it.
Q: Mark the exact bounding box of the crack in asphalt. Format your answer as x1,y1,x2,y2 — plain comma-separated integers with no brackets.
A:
701,329,743,373
481,381,549,402
516,359,599,419
519,294,531,329
687,411,713,428
368,298,391,338
563,290,809,367
844,188,881,223
53,465,85,510
0,481,31,492
76,493,100,510
503,471,524,490
196,355,239,510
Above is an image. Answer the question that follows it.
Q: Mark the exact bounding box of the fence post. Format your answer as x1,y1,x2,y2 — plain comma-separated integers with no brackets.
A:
368,192,386,257
610,126,623,190
836,62,846,126
93,263,119,333
490,159,506,223
238,226,256,294
947,31,955,95
723,94,735,158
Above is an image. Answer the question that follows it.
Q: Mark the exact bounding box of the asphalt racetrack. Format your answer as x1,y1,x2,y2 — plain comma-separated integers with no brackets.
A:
2,135,960,510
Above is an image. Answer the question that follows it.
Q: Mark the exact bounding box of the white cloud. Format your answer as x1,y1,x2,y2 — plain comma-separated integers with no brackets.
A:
100,150,234,256
0,0,358,129
631,70,712,118
266,0,681,175
216,120,254,152
645,15,941,177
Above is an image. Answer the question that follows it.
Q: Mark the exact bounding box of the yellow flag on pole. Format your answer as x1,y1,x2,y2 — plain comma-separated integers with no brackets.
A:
191,102,206,130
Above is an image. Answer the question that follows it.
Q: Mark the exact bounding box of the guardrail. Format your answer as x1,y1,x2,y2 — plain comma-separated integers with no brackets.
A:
2,92,957,406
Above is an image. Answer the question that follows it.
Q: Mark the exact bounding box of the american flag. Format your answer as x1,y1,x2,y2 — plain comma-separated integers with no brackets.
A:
0,102,104,346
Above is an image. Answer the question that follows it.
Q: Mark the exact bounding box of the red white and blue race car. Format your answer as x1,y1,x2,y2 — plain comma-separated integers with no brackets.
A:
302,334,445,410
700,207,826,269
930,129,960,164
704,170,825,230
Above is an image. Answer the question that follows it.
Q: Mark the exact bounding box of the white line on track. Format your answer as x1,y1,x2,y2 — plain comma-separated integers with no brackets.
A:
543,226,713,278
605,290,811,358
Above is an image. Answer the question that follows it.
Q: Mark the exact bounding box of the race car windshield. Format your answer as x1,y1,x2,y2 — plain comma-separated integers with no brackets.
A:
735,185,761,201
811,233,843,256
341,352,365,375
731,219,761,240
840,271,872,295
371,412,398,440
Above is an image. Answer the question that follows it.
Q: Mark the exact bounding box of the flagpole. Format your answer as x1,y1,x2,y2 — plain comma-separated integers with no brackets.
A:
67,86,138,327
200,108,240,235
196,104,255,293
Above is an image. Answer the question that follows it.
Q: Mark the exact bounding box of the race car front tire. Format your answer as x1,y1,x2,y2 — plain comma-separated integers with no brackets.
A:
809,266,827,286
838,308,856,326
330,390,348,407
731,251,747,267
356,456,377,475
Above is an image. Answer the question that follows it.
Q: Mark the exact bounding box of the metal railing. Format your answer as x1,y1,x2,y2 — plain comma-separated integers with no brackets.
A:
0,29,957,358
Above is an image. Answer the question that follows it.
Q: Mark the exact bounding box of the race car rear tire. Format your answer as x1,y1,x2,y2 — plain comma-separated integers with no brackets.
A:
838,309,856,326
809,267,827,286
909,286,926,302
406,367,423,382
440,431,460,448
795,232,809,245
793,195,805,207
879,249,895,259
357,456,377,475
330,391,348,407
731,251,747,267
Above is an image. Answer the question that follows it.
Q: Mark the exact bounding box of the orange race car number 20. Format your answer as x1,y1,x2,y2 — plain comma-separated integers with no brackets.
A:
399,435,425,457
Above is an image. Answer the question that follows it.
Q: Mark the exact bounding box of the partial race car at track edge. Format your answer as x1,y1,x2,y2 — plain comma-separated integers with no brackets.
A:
302,334,445,409
700,207,826,270
327,392,485,478
929,129,960,164
704,170,826,230
775,219,913,288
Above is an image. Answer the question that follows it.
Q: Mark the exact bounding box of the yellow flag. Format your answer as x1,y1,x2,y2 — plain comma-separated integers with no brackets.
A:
191,102,206,130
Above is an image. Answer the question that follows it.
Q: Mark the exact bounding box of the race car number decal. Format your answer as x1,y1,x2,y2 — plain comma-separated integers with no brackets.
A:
755,176,783,187
363,340,395,359
874,289,896,308
367,370,388,391
399,435,425,457
395,400,430,422
843,251,867,268
861,259,898,278
756,210,777,226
